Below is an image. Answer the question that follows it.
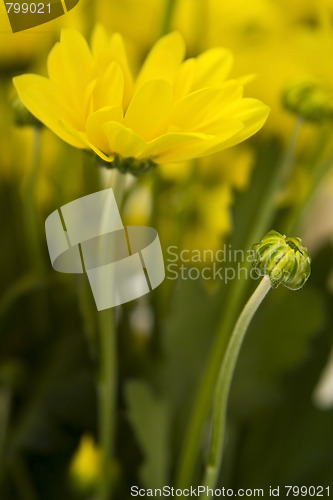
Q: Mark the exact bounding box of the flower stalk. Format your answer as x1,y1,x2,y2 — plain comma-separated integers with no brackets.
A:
285,149,333,234
97,169,126,500
202,275,271,491
25,127,45,272
97,307,117,500
176,120,302,489
201,231,311,492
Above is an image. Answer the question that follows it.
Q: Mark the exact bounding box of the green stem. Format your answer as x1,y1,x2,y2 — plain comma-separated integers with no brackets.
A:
76,275,98,359
160,0,177,36
107,168,127,209
202,276,271,492
176,118,303,488
25,128,45,272
243,117,303,248
97,169,127,500
97,307,117,500
285,151,333,234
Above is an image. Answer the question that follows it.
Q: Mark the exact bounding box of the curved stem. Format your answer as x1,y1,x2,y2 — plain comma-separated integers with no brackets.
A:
243,117,303,247
176,118,303,488
202,276,271,492
285,151,333,234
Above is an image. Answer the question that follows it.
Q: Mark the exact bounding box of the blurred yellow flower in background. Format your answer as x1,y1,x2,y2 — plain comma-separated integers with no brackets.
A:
181,183,233,252
13,26,269,166
200,0,333,143
95,0,164,54
69,434,101,492
69,434,120,494
153,145,254,253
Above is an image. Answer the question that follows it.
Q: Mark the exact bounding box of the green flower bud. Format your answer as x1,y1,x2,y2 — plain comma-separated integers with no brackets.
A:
252,230,311,290
282,78,333,122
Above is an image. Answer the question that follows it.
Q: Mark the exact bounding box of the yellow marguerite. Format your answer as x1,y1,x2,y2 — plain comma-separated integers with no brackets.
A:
69,434,101,490
13,26,269,165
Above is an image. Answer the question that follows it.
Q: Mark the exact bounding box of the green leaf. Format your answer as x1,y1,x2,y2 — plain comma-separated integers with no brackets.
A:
125,381,169,488
160,278,218,408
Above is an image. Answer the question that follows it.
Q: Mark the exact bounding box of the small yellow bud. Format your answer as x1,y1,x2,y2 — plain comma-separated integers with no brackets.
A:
69,434,101,492
69,434,120,493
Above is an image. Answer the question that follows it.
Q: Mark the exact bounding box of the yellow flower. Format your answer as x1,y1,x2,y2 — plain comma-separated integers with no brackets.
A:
182,183,233,252
202,0,333,142
94,0,163,53
69,434,101,491
13,26,269,168
69,434,120,493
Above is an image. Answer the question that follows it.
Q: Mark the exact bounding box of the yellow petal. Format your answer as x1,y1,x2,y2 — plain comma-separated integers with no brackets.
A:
47,42,67,87
124,80,172,141
47,42,84,116
103,121,146,158
135,32,185,89
237,73,257,85
13,74,85,148
192,47,234,90
141,132,214,163
204,99,270,154
173,58,196,101
60,29,95,96
86,106,123,154
61,119,112,162
172,82,243,132
83,79,98,118
198,117,244,136
109,33,134,109
92,61,124,111
91,24,109,65
195,124,245,157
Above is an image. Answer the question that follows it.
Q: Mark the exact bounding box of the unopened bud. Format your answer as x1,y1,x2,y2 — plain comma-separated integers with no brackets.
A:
252,230,311,290
282,78,333,122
